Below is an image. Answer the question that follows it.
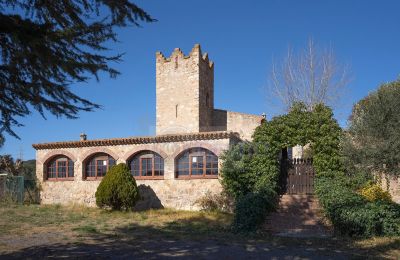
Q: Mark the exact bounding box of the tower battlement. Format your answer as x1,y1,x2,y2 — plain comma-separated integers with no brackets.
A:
156,44,214,68
156,44,214,135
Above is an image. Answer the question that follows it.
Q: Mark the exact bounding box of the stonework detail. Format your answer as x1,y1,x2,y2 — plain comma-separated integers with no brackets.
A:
33,44,262,210
379,173,400,204
156,44,214,135
36,139,231,210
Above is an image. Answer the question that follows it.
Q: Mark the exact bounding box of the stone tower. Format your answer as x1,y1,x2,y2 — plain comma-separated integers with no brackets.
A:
156,44,214,135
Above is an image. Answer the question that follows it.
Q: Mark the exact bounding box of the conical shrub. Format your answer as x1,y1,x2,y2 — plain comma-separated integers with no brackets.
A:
95,163,139,210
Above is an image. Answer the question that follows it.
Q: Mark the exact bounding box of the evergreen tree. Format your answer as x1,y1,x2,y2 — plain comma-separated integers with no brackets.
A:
343,80,400,176
0,1,155,143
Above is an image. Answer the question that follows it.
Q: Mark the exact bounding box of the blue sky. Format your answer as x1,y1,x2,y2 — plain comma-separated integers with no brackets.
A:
2,0,400,160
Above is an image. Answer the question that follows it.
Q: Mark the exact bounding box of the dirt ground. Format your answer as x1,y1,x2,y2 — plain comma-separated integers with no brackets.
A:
0,204,399,259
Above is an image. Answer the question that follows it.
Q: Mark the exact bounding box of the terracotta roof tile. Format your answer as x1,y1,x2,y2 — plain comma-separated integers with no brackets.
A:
32,131,239,150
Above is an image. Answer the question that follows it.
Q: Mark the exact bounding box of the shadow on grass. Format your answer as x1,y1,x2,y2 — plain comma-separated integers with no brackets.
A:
0,214,398,259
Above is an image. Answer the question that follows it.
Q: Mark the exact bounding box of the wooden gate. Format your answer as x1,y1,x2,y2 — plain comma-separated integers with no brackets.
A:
281,158,314,194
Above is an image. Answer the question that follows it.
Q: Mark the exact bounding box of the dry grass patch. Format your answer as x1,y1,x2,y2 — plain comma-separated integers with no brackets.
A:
0,204,399,259
351,237,400,259
0,204,233,243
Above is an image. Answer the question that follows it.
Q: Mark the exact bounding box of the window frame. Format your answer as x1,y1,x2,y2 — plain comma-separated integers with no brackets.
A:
46,156,74,181
84,154,115,180
129,151,164,180
175,148,218,179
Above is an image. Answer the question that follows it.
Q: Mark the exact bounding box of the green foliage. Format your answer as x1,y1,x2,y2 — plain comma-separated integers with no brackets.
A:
316,172,400,237
343,80,400,176
0,1,155,141
95,163,139,210
220,142,258,199
225,99,397,237
220,142,279,200
227,102,342,232
232,187,277,233
359,183,392,203
312,80,400,237
253,103,343,175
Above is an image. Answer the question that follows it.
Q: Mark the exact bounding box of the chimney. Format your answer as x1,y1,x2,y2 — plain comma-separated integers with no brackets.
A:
80,133,87,141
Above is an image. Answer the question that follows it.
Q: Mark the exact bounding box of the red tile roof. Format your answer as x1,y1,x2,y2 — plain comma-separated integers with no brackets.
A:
32,131,239,150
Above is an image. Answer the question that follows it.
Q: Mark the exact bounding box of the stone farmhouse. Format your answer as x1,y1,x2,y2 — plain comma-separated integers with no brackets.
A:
33,44,263,210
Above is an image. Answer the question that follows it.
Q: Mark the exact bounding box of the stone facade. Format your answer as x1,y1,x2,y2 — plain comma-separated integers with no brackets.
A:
33,44,262,210
35,138,233,210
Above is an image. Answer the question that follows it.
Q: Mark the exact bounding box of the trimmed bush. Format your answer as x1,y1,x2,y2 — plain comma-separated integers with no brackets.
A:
95,163,139,210
315,172,400,237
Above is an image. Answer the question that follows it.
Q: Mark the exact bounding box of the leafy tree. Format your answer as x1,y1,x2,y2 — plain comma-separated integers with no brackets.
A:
0,1,155,143
342,80,400,176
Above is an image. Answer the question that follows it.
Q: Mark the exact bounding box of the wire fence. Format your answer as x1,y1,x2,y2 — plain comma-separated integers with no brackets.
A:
0,175,40,204
0,175,24,204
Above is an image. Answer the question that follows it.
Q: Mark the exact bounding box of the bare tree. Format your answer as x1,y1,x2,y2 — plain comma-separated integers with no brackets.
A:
267,39,350,111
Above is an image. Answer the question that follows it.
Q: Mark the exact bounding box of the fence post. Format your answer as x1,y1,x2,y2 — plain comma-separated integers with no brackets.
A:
18,176,24,204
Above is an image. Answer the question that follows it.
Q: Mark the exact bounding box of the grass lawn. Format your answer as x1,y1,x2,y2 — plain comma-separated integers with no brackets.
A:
0,204,399,259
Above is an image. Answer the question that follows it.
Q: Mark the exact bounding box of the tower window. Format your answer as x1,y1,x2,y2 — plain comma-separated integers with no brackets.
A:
175,56,178,69
176,104,178,118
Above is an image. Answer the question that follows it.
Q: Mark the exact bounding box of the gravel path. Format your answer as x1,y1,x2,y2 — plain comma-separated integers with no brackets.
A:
0,236,353,259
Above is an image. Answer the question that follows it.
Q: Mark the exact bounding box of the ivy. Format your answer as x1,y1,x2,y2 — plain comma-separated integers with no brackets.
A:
225,102,343,232
253,103,343,176
225,102,400,236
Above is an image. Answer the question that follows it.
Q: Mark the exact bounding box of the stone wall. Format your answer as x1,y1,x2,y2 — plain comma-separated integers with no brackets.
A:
36,138,230,210
212,109,263,141
199,52,214,132
379,173,400,204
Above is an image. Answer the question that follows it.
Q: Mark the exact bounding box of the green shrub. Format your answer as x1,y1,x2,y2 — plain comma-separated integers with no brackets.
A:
220,142,258,199
95,163,139,210
315,171,400,237
232,186,277,233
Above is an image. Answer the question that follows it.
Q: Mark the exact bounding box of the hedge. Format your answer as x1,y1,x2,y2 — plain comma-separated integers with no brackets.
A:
315,172,400,237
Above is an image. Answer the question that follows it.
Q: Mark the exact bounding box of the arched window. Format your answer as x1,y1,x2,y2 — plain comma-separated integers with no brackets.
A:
85,153,116,180
175,148,218,178
128,151,164,179
46,156,74,180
